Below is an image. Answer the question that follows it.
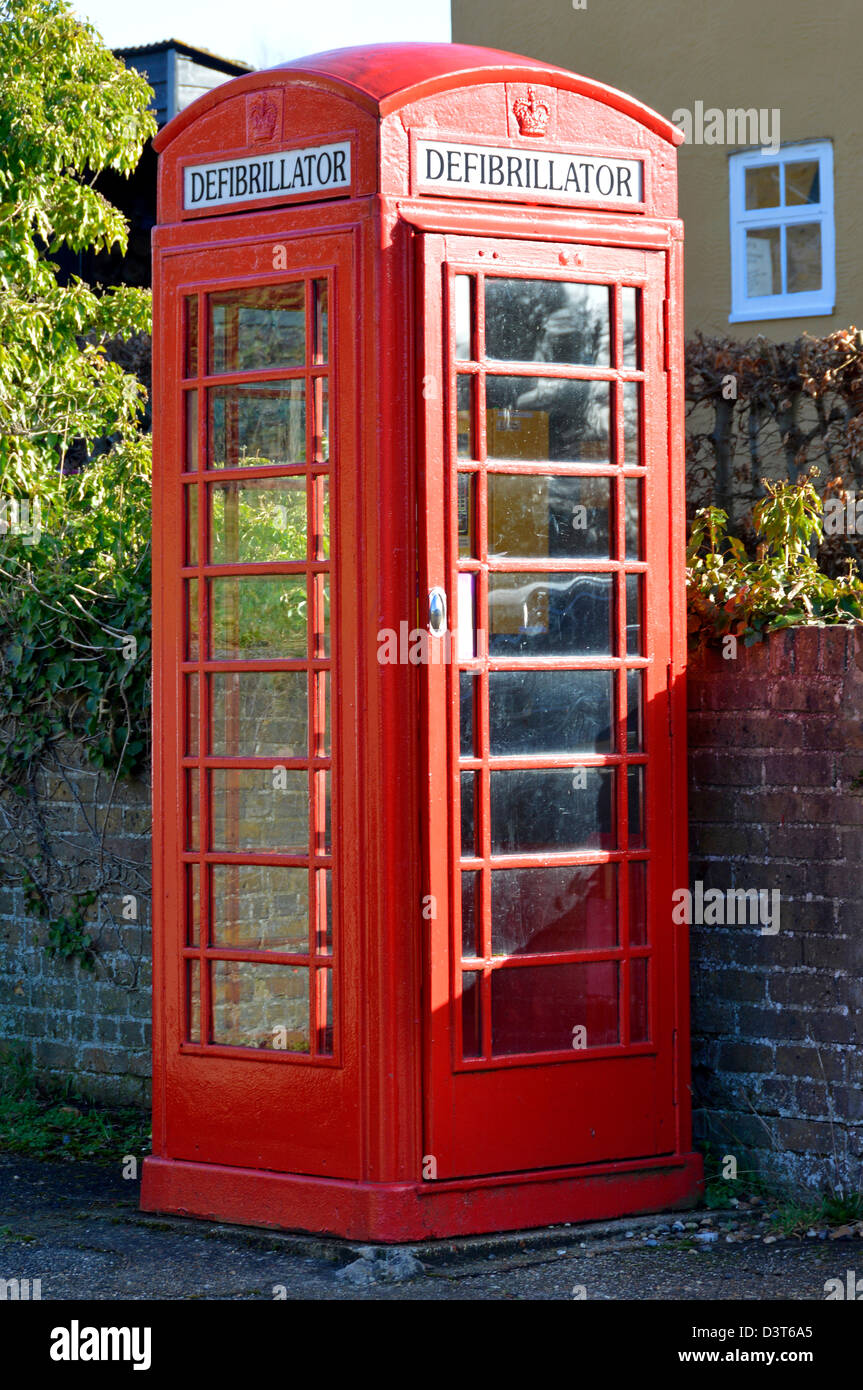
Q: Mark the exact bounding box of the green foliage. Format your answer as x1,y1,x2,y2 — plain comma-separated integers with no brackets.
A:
687,474,863,645
0,1046,150,1161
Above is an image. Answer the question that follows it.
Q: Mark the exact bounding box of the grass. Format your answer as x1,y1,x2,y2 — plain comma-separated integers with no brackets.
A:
0,1048,150,1165
699,1140,863,1236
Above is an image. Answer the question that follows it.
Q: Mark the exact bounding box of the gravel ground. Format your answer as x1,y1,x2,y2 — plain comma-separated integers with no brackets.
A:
1,1153,861,1301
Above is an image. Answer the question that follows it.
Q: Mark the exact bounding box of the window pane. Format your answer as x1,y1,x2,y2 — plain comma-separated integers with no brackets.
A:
186,864,200,946
628,766,645,848
211,961,309,1051
459,671,475,756
184,296,198,377
625,478,642,558
630,958,649,1043
211,864,308,951
488,572,613,657
208,382,305,468
456,375,473,458
490,767,615,853
210,478,306,564
462,870,479,958
210,576,307,659
486,377,610,463
786,223,822,293
454,275,473,359
185,390,198,471
626,574,642,655
461,771,476,856
209,285,305,373
492,961,619,1054
186,579,199,659
487,474,611,559
746,227,782,296
462,972,482,1058
626,669,643,752
210,769,308,852
186,674,200,756
458,473,474,556
489,669,613,755
485,279,610,366
313,279,328,362
185,485,198,564
491,863,618,955
186,960,200,1042
623,382,640,464
186,770,199,850
745,165,780,210
211,671,307,757
629,861,648,945
621,287,639,369
785,161,820,206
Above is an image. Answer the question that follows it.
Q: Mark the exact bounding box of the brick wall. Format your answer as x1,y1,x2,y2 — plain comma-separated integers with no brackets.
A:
688,625,863,1194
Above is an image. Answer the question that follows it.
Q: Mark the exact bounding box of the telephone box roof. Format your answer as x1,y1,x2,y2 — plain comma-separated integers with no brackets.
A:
153,41,684,152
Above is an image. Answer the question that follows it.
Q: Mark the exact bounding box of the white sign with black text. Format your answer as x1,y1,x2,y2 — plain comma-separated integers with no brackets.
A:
415,140,643,207
183,141,351,211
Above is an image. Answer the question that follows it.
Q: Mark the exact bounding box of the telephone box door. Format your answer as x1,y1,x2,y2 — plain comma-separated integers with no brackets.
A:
421,233,678,1180
153,229,361,1179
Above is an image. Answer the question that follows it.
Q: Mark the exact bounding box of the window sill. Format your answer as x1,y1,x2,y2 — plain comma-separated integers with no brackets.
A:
729,301,835,323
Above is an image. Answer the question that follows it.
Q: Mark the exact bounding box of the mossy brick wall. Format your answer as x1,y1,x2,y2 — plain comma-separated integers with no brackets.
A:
688,625,863,1194
0,745,152,1107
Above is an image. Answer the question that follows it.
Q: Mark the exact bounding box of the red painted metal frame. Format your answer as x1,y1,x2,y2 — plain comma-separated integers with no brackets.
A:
142,43,701,1241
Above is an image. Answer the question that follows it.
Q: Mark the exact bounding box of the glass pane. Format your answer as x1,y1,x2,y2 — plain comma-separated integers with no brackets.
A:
462,972,482,1058
211,671,307,757
318,968,333,1055
488,572,613,657
485,279,610,366
621,287,639,369
210,768,308,852
186,674,200,756
186,959,200,1042
626,574,642,655
623,382,640,464
456,375,473,458
209,285,305,373
454,275,472,359
321,769,331,854
746,227,782,296
186,579,199,659
490,767,615,853
461,771,476,856
211,961,309,1051
489,669,613,755
186,486,198,564
186,770,199,850
457,573,476,661
786,223,822,293
745,164,780,210
628,766,645,848
313,279,328,362
457,473,474,557
318,576,330,658
184,296,198,377
210,576,307,660
211,864,308,951
487,378,609,463
324,869,333,952
186,863,200,946
626,669,643,752
487,474,610,559
785,161,819,206
462,870,479,958
319,478,330,560
210,478,306,564
630,958,649,1043
492,961,619,1054
630,862,647,945
316,379,329,462
459,671,475,756
625,478,641,558
491,863,618,956
185,390,198,471
318,670,331,757
208,381,305,468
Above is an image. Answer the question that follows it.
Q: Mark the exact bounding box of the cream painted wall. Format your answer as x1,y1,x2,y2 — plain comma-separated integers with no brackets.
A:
452,0,863,340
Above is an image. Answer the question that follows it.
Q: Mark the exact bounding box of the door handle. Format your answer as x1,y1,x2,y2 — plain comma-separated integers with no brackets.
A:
428,587,447,635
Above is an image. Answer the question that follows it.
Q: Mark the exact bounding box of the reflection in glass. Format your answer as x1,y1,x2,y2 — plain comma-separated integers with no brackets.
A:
186,863,200,946
456,376,473,459
211,961,309,1050
490,767,615,853
489,669,613,755
746,227,782,296
186,674,199,756
210,576,307,660
485,279,610,365
486,377,609,463
623,382,640,464
626,669,643,752
786,223,822,293
454,276,472,359
745,164,780,210
313,279,328,362
462,871,479,957
185,390,198,471
211,864,308,951
211,671,307,757
210,478,307,564
210,768,308,852
487,474,610,559
629,861,647,945
462,972,482,1058
186,770,199,849
209,381,305,468
492,960,619,1054
209,285,305,373
630,958,649,1043
186,579,199,659
491,863,618,956
461,771,476,856
628,766,645,848
318,968,333,1055
457,473,474,556
185,296,198,377
621,287,639,368
186,960,200,1043
626,574,642,655
316,378,329,462
488,572,613,657
625,478,641,558
459,671,475,756
785,161,819,206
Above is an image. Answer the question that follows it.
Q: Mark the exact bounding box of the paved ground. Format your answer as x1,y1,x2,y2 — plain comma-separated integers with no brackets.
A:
1,1153,861,1301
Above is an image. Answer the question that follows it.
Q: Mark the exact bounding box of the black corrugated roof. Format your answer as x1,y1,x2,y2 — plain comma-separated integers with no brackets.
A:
113,39,252,74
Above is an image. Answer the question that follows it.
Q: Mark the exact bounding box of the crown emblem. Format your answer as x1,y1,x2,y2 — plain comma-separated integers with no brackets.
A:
512,87,551,137
249,93,278,143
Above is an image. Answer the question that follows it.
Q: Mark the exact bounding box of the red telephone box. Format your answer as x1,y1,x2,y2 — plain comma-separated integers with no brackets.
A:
141,42,702,1240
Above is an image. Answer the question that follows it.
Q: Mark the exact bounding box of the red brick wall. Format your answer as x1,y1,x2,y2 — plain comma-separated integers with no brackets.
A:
688,626,863,1194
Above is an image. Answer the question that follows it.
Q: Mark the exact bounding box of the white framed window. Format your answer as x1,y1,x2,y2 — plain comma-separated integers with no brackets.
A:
728,141,834,323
